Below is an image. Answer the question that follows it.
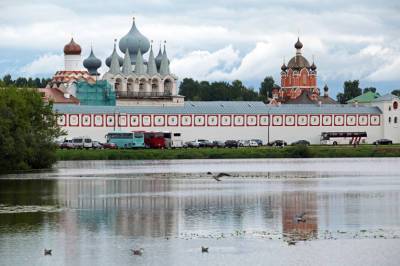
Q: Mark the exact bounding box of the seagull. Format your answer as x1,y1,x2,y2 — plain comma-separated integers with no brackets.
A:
295,212,306,223
201,246,209,253
131,248,144,256
44,249,52,256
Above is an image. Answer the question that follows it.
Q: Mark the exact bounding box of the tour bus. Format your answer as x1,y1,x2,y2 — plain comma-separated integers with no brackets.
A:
320,132,367,145
144,132,165,149
163,132,184,148
105,131,145,148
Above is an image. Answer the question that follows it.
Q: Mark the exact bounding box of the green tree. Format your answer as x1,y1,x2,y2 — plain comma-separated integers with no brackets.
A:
0,88,64,173
363,87,377,93
3,74,13,86
391,90,400,97
336,80,362,104
259,76,275,100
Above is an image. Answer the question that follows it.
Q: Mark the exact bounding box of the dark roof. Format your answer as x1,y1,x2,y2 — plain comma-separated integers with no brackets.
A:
287,55,310,70
284,90,337,105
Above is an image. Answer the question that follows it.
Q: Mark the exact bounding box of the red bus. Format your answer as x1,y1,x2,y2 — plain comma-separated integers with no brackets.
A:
144,132,165,149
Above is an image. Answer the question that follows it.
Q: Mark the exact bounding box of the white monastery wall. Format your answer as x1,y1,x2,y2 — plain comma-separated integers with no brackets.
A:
57,113,384,144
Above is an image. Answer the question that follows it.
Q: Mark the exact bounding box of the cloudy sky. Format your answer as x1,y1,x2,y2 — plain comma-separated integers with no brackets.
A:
0,0,399,96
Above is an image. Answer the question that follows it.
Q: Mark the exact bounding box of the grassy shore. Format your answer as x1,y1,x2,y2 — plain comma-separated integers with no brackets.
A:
55,145,400,161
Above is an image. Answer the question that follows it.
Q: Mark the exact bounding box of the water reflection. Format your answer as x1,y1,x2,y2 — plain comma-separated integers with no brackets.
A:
1,159,400,266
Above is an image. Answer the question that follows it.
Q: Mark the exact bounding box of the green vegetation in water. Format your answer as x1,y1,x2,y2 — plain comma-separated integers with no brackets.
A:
56,145,400,161
0,87,63,173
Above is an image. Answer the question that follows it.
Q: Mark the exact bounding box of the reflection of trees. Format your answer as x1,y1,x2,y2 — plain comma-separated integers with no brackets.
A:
0,179,59,229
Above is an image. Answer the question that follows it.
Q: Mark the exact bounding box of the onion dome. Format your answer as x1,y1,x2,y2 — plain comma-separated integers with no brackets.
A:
64,38,81,55
294,37,303,50
281,62,287,71
106,39,123,67
311,62,317,71
155,45,163,71
287,55,310,70
119,17,150,64
83,47,102,76
324,84,329,92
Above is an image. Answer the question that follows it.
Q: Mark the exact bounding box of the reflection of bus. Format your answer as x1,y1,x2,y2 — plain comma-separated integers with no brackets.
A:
320,132,367,145
144,132,165,149
105,131,145,148
163,132,183,148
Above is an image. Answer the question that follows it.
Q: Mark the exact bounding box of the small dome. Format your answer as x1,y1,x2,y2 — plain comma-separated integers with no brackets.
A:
294,37,303,50
311,62,317,71
281,63,287,71
324,84,329,92
83,47,102,75
64,38,81,55
106,40,123,67
119,17,150,64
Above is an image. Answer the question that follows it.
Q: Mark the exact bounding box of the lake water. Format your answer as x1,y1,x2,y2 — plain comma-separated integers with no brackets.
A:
1,158,400,266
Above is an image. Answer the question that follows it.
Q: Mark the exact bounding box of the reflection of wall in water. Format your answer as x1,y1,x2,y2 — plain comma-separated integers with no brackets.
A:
282,188,318,240
57,179,179,237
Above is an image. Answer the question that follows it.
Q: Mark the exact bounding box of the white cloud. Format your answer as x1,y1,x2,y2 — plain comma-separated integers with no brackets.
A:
20,53,63,76
367,58,400,81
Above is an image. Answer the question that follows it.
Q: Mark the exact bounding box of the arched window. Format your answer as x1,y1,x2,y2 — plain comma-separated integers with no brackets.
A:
127,78,134,93
389,117,392,123
115,78,122,92
151,78,159,95
139,78,146,93
394,101,398,110
164,79,173,95
395,117,398,124
389,106,392,111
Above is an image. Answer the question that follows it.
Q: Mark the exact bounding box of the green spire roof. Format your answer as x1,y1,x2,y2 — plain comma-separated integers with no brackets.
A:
159,42,170,76
134,48,145,75
109,46,121,74
147,44,157,76
347,91,381,104
122,48,132,75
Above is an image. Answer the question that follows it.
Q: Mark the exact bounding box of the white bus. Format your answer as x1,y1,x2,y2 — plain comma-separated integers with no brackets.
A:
320,132,367,145
163,132,184,148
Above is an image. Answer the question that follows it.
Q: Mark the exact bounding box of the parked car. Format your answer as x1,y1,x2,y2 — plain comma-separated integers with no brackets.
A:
186,140,200,148
249,140,259,147
373,139,393,145
268,140,287,147
291,140,311,146
212,140,225,148
92,141,103,149
225,140,239,148
251,139,263,146
198,139,214,148
60,139,74,149
238,140,250,147
102,142,117,149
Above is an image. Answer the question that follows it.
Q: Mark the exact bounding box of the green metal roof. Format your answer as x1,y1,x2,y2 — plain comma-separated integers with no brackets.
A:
372,93,399,102
347,91,381,103
54,101,382,115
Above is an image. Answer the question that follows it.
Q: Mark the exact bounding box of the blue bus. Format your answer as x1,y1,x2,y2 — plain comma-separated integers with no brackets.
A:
105,131,145,148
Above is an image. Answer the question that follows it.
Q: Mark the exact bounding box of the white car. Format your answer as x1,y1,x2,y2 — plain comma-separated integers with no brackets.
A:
72,137,93,149
249,140,259,147
238,140,250,147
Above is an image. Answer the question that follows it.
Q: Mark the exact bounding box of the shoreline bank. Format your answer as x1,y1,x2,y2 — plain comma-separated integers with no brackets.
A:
56,145,400,161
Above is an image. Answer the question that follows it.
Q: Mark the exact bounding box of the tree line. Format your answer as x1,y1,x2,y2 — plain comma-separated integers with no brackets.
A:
0,74,51,88
178,77,279,102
